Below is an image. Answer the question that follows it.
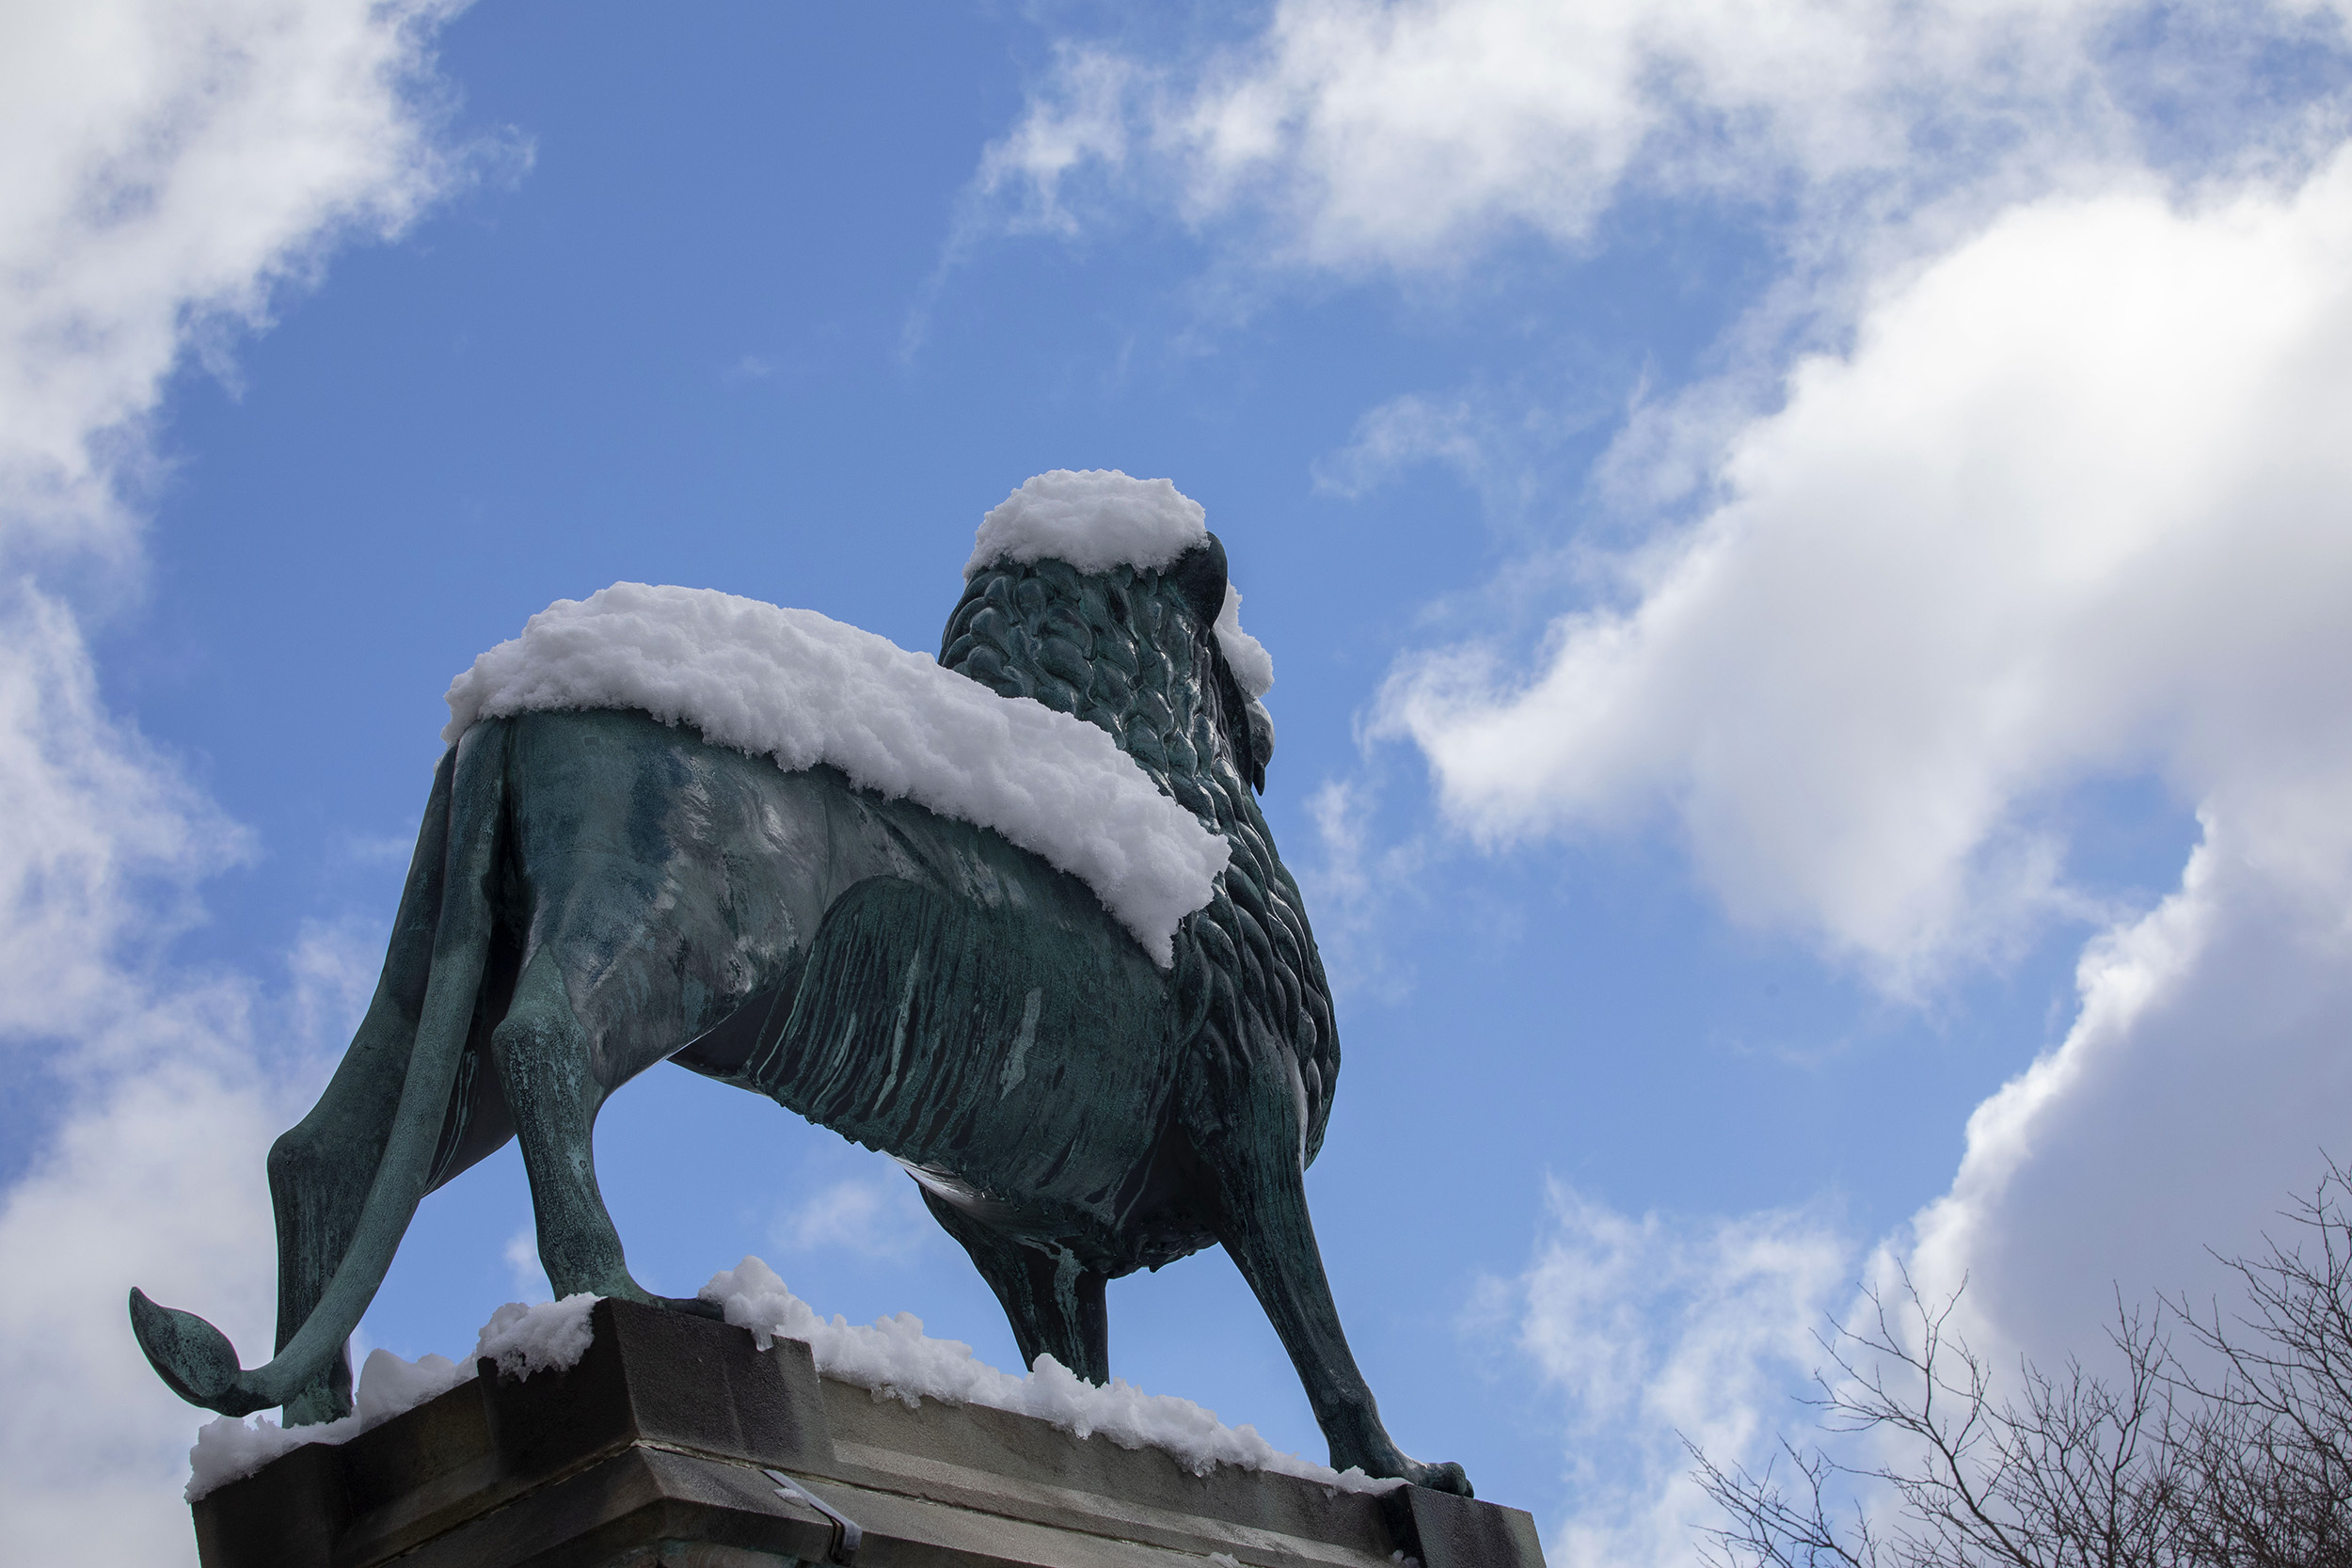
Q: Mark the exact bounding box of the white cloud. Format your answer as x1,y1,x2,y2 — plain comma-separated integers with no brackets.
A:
1381,156,2352,979
1479,1185,1850,1568
1903,812,2352,1375
0,2,476,1560
1625,812,2352,1561
979,0,2350,277
0,923,372,1562
0,580,276,1564
1394,97,2352,1568
0,0,482,568
0,587,251,1046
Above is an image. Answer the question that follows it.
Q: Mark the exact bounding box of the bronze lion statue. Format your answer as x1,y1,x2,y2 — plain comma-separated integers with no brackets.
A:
132,488,1468,1495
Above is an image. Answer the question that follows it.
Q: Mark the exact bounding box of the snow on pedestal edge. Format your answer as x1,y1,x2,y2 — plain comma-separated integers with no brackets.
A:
185,1266,1399,1505
184,1294,600,1501
701,1257,1404,1497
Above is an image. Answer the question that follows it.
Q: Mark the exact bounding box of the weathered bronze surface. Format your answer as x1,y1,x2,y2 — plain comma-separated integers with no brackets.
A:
132,535,1468,1494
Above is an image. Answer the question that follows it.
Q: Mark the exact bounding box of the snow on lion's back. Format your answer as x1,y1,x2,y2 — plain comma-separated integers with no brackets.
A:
441,470,1277,965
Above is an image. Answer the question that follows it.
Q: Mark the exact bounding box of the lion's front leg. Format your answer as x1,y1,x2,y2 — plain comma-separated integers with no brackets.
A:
1192,1053,1473,1496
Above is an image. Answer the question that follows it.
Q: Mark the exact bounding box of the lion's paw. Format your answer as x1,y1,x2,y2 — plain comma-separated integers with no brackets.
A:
1406,1459,1473,1497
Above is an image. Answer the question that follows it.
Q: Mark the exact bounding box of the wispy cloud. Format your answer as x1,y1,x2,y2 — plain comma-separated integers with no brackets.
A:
1312,394,1491,500
0,0,506,572
503,1227,553,1303
962,0,2351,282
774,1167,936,1265
1474,1184,1851,1568
1295,776,1428,1003
973,42,1148,241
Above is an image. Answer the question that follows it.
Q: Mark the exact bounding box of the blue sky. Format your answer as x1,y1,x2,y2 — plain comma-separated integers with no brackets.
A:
7,2,2352,1562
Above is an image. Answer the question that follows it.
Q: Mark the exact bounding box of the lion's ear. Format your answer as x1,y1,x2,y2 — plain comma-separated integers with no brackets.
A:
1166,533,1229,626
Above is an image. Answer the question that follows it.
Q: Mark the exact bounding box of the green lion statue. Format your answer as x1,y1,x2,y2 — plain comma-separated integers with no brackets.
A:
131,471,1469,1496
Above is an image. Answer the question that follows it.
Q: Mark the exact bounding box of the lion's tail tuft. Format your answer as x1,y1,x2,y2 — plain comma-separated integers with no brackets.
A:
128,1289,269,1418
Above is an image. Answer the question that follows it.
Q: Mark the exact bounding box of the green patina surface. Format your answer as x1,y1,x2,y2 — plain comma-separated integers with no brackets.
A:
129,535,1469,1495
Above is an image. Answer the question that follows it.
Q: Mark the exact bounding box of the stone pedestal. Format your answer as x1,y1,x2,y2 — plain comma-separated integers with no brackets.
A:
192,1300,1546,1568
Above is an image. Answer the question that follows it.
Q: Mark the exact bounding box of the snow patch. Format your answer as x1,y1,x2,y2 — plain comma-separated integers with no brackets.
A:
442,582,1231,966
474,1292,600,1381
186,1295,600,1499
188,1349,467,1500
967,470,1274,703
700,1257,1402,1495
354,1348,471,1425
1215,586,1275,700
966,468,1207,579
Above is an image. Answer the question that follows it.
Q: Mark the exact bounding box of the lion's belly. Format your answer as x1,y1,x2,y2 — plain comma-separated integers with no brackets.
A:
724,812,1207,1276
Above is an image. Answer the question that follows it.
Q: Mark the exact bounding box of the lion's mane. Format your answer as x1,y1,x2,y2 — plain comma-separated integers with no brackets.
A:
939,556,1340,1162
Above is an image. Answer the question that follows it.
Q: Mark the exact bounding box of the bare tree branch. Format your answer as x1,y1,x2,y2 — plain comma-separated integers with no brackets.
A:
1692,1164,2352,1568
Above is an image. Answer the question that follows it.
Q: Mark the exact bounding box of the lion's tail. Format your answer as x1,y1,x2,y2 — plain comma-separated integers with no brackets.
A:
129,722,511,1418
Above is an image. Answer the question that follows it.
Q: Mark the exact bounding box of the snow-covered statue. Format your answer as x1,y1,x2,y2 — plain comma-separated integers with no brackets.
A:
130,470,1470,1496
